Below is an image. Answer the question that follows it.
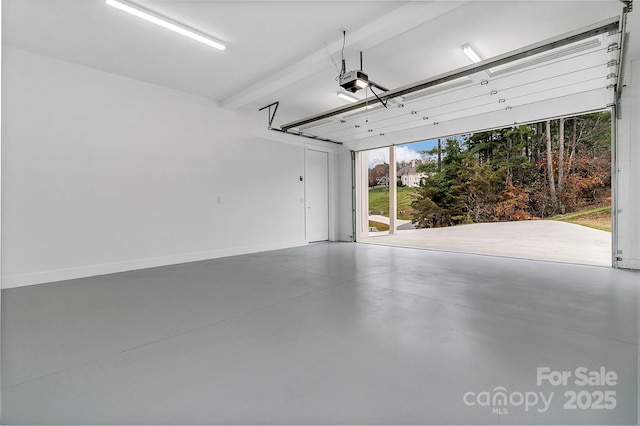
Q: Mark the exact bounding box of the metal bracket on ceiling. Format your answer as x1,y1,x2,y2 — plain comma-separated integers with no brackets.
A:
369,86,389,109
258,100,343,145
258,101,279,129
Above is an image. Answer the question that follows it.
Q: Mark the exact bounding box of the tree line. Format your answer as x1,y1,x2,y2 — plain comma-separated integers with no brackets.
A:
411,112,611,228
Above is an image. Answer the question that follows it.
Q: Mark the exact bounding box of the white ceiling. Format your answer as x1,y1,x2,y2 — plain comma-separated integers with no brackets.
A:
2,0,400,100
2,0,629,141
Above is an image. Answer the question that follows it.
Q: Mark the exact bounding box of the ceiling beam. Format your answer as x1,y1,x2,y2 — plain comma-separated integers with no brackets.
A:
219,1,469,110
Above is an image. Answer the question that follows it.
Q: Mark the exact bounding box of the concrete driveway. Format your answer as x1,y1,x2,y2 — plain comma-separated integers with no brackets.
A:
359,220,612,266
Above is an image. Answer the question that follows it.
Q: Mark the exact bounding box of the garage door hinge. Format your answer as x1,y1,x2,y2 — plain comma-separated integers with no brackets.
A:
615,257,623,262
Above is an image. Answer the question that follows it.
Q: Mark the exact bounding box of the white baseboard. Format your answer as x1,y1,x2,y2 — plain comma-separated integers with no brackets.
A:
618,258,640,270
1,240,309,289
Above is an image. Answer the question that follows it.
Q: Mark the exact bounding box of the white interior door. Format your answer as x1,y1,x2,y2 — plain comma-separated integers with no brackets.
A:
306,149,329,242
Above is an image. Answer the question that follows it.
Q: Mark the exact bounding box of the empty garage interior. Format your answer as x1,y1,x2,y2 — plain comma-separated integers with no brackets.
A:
1,1,639,425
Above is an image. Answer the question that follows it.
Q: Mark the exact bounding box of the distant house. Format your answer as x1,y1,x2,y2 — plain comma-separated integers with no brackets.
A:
397,160,426,187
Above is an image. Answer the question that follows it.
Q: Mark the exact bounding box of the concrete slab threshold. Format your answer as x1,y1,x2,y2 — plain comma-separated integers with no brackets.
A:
359,220,611,266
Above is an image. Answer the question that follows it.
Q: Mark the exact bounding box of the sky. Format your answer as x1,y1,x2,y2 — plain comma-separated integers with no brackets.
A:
367,138,439,167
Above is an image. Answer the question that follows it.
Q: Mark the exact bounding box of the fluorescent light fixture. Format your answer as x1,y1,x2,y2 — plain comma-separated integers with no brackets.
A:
462,44,482,63
106,0,226,50
488,37,601,77
337,92,359,102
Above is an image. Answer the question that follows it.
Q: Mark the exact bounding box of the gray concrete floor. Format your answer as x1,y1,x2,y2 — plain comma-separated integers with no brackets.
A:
360,220,612,266
1,242,637,425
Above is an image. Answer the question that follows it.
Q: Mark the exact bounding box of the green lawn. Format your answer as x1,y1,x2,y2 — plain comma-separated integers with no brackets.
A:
368,186,418,220
551,206,611,232
368,220,390,232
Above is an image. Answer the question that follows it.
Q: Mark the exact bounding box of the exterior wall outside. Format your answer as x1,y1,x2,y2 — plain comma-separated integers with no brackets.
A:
401,173,425,187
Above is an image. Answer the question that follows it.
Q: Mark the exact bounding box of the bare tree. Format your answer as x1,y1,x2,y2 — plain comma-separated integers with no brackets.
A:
567,118,578,174
557,118,565,212
506,135,513,185
545,120,557,212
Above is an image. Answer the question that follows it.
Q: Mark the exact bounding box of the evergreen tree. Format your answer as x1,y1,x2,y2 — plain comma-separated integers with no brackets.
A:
409,111,611,227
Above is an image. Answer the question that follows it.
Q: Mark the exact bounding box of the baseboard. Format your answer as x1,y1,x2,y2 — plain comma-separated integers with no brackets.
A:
1,240,309,289
618,258,640,270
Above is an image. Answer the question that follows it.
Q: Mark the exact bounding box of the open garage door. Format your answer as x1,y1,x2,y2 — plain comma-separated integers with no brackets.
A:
279,17,624,266
280,18,622,151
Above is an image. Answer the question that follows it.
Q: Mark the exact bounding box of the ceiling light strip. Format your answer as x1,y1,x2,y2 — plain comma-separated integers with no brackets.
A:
488,38,602,76
462,44,482,63
106,0,226,50
281,17,619,131
337,92,359,102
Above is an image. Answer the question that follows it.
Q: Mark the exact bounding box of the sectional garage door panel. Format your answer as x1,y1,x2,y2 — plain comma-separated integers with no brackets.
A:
282,22,621,152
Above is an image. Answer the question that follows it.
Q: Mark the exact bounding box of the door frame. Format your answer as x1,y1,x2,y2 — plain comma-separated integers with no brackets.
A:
304,146,336,242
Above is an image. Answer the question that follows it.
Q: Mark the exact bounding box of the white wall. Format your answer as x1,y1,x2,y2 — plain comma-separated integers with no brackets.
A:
0,1,4,419
1,47,349,288
336,146,354,242
615,58,640,270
